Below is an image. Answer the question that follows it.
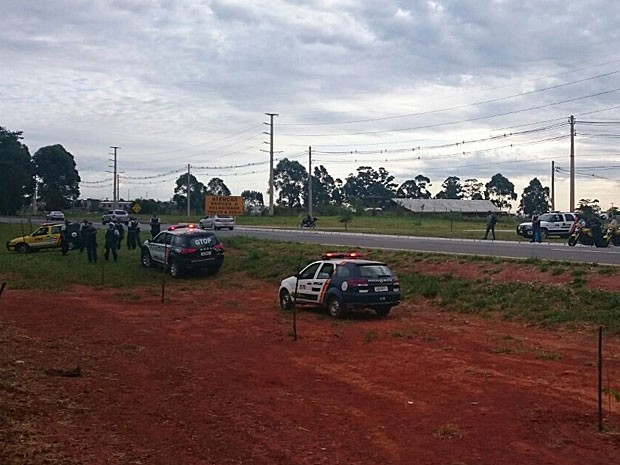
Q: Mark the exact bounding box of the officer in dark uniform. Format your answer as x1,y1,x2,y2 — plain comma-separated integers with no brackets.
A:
82,221,98,263
114,220,125,251
78,219,89,252
150,214,161,238
127,218,141,250
104,222,120,262
60,220,71,256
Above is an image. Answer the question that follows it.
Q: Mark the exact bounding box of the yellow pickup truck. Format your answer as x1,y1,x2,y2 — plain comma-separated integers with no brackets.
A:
6,223,80,254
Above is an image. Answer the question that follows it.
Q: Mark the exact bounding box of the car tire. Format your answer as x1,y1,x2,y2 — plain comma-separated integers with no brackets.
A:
279,289,293,311
141,250,153,267
540,228,548,239
327,295,346,318
374,306,392,317
16,243,29,254
169,260,182,278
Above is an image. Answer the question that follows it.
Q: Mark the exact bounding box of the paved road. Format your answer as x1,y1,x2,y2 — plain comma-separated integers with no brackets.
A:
4,217,619,266
226,227,620,266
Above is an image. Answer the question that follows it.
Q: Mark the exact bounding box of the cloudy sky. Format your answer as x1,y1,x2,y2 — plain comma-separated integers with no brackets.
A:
2,0,620,212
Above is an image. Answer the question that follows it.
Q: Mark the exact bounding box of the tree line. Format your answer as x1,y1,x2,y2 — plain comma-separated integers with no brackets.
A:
270,158,552,215
1,125,553,216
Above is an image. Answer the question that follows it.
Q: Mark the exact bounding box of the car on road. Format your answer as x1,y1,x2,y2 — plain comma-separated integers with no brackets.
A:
278,251,400,318
199,215,235,230
102,209,130,224
140,224,224,277
6,222,81,254
45,210,65,221
516,212,577,239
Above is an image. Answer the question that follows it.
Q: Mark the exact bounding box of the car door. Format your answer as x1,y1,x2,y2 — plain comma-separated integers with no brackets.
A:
28,226,52,250
149,232,171,265
560,214,575,234
294,262,322,303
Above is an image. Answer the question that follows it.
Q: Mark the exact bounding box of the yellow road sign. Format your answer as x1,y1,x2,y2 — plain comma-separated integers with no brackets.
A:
131,203,142,213
205,195,244,216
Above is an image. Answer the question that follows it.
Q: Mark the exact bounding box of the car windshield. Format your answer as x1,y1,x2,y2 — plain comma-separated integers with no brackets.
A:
539,213,557,222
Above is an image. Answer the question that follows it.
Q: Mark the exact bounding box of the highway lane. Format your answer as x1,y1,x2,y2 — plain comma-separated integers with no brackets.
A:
228,227,620,266
3,217,619,266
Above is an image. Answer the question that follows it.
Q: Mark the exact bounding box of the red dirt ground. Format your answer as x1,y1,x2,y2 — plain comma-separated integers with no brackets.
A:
1,263,620,465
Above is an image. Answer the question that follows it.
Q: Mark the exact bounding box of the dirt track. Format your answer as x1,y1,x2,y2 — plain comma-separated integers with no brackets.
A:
1,270,620,465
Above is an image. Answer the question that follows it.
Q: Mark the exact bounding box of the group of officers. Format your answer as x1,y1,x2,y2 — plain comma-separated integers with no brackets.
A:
60,214,162,263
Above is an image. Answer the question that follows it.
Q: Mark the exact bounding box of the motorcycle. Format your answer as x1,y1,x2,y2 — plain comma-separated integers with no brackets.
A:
297,216,318,229
567,220,607,247
601,225,620,247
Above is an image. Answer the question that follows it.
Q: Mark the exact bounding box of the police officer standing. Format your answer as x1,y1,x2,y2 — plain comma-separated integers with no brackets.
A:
82,221,98,263
127,217,141,250
78,219,89,252
60,220,71,256
150,214,161,238
104,222,120,262
114,220,125,251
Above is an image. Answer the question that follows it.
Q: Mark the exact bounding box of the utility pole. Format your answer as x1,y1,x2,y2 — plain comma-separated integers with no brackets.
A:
308,146,313,217
569,115,575,212
110,146,120,209
265,113,278,216
551,161,555,211
186,163,191,218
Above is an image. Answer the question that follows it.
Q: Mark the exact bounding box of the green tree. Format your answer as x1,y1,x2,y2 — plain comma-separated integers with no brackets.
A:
0,127,34,214
307,165,337,208
435,176,463,199
396,175,432,199
577,198,601,216
206,177,231,196
337,207,354,231
462,178,485,200
485,173,517,211
518,178,550,215
241,190,264,213
33,144,80,210
173,173,206,213
273,158,308,209
343,166,397,207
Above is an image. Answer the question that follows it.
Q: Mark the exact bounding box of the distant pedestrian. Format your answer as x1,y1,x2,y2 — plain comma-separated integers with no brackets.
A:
150,214,161,238
82,221,98,263
127,218,141,250
531,214,542,243
482,211,498,240
78,219,89,252
114,221,125,250
104,222,120,262
60,220,71,256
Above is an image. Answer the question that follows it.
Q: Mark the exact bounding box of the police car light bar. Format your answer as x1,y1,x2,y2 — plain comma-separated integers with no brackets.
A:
168,223,197,231
322,251,363,259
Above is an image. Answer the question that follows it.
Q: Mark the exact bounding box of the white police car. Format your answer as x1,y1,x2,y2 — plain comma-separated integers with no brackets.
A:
278,252,400,318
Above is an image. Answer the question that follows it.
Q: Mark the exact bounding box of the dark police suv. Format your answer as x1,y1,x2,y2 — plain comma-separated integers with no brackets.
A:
278,251,400,318
140,224,224,277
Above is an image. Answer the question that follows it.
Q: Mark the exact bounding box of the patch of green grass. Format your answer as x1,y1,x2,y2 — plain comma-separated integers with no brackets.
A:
362,330,378,343
535,350,562,360
3,224,620,334
550,266,566,276
433,424,462,439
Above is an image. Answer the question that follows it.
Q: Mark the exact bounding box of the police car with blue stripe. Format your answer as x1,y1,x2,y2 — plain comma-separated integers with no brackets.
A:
278,252,401,318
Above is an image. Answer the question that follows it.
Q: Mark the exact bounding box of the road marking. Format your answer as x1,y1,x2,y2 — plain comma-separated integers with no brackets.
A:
551,247,620,254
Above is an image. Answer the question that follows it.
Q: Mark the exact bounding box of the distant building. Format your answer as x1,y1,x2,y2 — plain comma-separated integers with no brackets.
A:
393,198,500,214
99,200,132,210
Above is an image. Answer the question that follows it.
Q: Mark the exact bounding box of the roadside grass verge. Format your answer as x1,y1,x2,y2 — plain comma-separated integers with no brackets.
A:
1,226,619,334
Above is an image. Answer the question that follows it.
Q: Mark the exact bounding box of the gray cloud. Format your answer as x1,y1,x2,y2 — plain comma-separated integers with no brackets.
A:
1,0,618,208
